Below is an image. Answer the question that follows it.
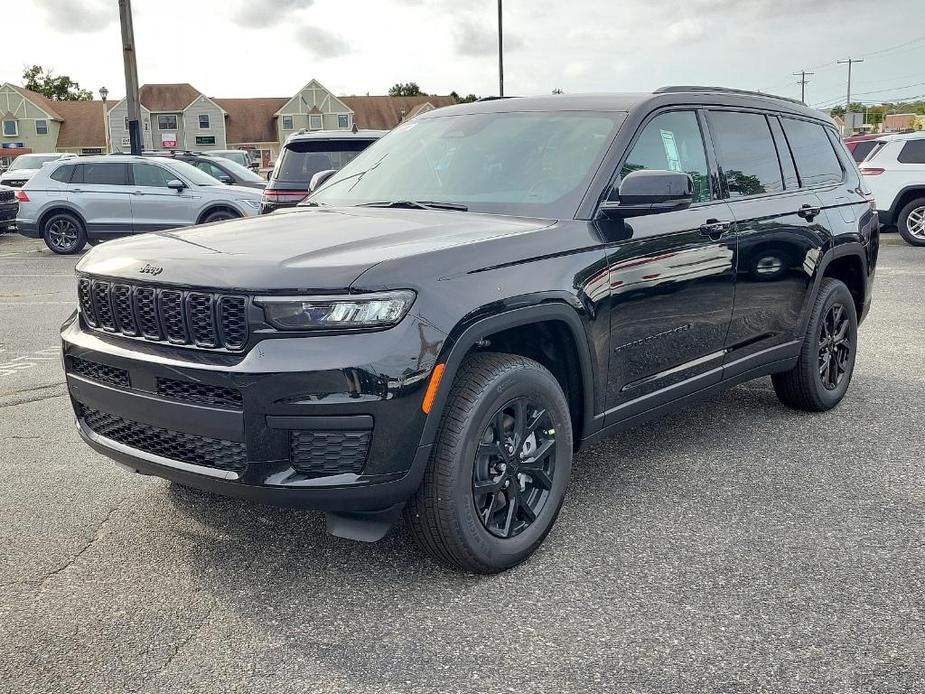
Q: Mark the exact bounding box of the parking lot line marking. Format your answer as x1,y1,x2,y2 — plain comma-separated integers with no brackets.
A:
0,301,75,305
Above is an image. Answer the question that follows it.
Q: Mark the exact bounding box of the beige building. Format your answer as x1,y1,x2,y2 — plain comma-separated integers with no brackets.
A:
0,78,456,166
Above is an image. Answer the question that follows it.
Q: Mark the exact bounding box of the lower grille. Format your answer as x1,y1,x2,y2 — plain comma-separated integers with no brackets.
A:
81,405,246,472
156,377,243,410
0,191,14,203
290,430,371,475
67,356,130,388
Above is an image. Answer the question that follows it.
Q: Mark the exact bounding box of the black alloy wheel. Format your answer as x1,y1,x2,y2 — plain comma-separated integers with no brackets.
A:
472,397,557,539
818,302,851,391
43,213,86,255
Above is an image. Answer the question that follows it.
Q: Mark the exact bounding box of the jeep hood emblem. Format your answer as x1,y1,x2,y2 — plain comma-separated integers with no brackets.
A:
139,263,164,276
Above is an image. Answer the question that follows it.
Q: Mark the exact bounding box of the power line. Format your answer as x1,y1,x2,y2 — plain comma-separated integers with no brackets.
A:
793,70,814,103
836,57,864,117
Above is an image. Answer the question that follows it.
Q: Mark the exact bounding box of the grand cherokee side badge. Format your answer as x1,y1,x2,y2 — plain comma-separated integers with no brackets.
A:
139,263,163,276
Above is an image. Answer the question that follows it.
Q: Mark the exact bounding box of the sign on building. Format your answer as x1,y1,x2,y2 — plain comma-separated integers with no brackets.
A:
161,133,178,148
195,136,215,145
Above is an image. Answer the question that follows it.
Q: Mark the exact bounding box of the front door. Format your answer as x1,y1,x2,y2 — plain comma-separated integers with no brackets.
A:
129,163,199,232
67,162,133,236
603,109,737,422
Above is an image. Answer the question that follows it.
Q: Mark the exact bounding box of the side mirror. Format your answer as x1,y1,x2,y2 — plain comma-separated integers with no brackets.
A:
167,179,186,191
600,169,693,219
218,175,233,184
309,169,337,193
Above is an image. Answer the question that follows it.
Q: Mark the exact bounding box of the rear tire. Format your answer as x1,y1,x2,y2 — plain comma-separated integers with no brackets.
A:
772,278,858,411
42,212,87,255
406,352,573,574
897,197,925,246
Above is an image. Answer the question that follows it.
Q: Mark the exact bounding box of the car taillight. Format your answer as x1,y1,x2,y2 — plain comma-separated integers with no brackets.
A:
859,167,885,175
262,190,308,204
14,190,29,202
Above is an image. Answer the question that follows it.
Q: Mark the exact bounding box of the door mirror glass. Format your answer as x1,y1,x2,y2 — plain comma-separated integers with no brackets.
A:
309,168,337,193
218,175,233,184
601,169,693,218
167,179,186,191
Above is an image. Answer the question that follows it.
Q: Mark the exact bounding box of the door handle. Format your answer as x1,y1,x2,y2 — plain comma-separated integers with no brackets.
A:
797,203,821,221
132,191,146,196
70,188,84,193
699,219,733,239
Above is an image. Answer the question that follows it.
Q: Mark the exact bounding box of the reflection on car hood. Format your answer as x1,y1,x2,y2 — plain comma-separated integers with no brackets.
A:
75,206,554,291
1,168,39,180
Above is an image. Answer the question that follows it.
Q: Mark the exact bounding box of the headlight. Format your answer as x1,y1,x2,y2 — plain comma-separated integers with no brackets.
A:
240,199,261,210
255,290,416,331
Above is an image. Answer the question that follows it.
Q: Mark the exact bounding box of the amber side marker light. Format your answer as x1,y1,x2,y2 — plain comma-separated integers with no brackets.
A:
422,363,446,414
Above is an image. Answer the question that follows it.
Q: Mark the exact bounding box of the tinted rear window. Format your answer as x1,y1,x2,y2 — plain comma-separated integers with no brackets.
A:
897,139,925,164
72,163,129,186
782,118,843,186
709,111,783,198
50,165,75,183
272,140,376,187
850,140,881,162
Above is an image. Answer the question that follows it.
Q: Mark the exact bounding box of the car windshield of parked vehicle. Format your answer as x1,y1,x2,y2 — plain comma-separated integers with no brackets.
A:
9,154,61,171
214,157,264,183
309,111,625,217
212,151,250,168
164,159,225,186
273,140,376,188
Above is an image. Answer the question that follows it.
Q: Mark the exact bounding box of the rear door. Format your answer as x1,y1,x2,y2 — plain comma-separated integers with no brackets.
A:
603,109,737,419
129,162,199,232
68,162,133,235
706,109,831,372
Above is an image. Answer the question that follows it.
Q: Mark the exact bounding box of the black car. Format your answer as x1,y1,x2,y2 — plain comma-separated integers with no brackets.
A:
260,129,384,213
0,185,17,232
139,151,266,189
63,88,878,573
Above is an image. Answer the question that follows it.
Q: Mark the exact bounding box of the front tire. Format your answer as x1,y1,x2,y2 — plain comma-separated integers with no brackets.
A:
406,353,573,574
201,209,239,225
772,278,858,411
42,212,87,255
897,197,925,246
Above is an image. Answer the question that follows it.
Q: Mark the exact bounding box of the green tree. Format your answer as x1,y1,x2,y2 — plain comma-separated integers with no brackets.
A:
450,91,478,103
388,82,423,97
22,65,93,101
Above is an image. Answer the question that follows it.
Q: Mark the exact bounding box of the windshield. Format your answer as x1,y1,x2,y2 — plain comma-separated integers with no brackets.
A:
272,140,376,189
212,151,250,167
164,159,225,186
214,157,264,182
309,111,625,217
10,154,61,171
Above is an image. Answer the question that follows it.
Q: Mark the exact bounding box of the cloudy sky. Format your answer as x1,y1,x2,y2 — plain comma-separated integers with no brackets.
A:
0,0,920,111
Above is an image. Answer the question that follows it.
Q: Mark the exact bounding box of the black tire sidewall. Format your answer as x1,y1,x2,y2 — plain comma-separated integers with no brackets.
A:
807,281,858,408
444,364,572,570
898,198,925,246
203,210,237,224
43,213,86,255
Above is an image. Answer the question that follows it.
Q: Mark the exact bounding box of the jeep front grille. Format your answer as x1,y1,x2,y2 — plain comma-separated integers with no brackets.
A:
77,277,249,352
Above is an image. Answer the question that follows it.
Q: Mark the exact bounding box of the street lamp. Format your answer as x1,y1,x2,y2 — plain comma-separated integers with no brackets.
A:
99,87,110,153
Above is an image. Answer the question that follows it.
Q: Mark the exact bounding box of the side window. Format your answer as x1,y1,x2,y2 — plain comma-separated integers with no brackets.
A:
897,139,925,164
620,110,712,203
767,117,799,190
194,161,225,179
50,165,74,183
82,163,129,185
132,163,172,187
781,118,844,186
282,115,293,130
36,119,48,135
198,114,210,129
709,111,783,198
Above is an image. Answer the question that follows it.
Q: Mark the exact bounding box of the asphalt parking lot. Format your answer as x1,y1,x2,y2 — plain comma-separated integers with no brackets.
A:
0,232,922,694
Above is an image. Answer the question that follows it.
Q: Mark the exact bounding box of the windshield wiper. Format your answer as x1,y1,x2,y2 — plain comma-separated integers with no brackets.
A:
356,200,468,211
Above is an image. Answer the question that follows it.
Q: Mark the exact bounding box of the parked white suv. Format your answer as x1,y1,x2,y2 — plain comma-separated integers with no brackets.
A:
859,132,925,246
0,153,76,188
16,155,263,254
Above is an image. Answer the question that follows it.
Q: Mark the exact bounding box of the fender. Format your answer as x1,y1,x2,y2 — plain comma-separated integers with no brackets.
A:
37,203,88,230
888,184,925,221
417,299,601,449
797,239,869,337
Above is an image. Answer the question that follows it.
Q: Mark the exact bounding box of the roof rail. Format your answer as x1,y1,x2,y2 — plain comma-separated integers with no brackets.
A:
476,96,518,102
654,85,806,106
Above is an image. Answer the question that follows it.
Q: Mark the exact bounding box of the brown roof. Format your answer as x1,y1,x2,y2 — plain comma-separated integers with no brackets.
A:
55,100,107,148
215,97,288,144
139,83,202,112
341,95,456,130
9,84,64,121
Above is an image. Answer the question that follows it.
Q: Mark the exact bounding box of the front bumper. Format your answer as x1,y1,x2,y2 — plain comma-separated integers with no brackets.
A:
62,312,446,513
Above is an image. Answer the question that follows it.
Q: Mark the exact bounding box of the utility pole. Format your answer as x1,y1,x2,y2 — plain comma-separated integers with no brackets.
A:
792,69,814,104
497,0,504,97
119,0,142,155
837,57,864,132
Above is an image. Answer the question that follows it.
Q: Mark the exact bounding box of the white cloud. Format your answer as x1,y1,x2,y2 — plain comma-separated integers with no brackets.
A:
294,25,352,59
453,18,523,57
34,0,114,33
234,0,315,28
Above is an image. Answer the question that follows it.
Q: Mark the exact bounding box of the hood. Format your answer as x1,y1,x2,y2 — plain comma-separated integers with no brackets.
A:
1,168,38,181
76,206,554,291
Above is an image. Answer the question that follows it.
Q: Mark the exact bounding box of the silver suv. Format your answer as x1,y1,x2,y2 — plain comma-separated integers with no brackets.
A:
16,155,263,254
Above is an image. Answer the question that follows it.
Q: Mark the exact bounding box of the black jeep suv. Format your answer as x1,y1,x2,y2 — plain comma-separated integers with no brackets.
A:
63,88,878,573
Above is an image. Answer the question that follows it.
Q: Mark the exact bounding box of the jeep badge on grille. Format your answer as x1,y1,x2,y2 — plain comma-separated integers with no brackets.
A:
139,263,164,276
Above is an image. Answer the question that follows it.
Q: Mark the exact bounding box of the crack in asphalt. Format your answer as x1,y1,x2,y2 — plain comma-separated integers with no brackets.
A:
0,384,67,409
38,502,124,589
